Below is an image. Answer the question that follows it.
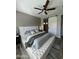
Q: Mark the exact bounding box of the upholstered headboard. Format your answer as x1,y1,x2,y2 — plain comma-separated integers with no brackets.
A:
19,26,38,35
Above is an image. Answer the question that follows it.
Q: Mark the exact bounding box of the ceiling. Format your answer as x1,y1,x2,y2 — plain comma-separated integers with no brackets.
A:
16,0,63,18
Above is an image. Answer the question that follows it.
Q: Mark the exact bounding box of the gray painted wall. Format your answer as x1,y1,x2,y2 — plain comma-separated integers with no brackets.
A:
16,11,41,33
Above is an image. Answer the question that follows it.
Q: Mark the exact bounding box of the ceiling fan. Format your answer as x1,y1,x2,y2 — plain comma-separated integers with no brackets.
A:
34,0,56,15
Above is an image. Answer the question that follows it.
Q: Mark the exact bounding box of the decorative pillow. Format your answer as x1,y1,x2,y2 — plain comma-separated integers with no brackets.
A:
30,30,35,34
32,29,37,33
35,29,39,33
25,31,30,34
24,31,32,38
25,33,31,37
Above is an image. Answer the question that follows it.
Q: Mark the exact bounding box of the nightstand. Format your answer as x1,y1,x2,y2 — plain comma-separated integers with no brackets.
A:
16,35,21,45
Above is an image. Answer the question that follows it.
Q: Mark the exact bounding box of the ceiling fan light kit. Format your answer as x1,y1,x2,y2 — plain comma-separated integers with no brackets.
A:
34,0,56,15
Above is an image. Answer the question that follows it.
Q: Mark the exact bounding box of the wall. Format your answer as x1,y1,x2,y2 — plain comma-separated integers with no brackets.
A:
48,15,62,38
56,15,61,38
48,17,57,35
16,11,41,33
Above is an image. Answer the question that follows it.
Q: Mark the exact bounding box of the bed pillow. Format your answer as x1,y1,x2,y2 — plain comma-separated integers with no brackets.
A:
24,31,32,38
30,30,35,34
25,31,30,34
35,29,39,33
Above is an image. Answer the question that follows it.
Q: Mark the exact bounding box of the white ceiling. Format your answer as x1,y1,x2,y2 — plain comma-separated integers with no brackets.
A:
16,0,63,18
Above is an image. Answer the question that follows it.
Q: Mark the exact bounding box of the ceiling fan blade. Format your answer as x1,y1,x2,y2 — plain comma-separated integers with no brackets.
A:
46,8,56,11
43,0,49,9
34,7,42,10
38,10,44,14
45,11,47,15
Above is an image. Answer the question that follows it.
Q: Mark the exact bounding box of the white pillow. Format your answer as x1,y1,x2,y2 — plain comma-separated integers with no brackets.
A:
35,29,39,33
23,31,32,39
25,31,30,34
30,30,35,34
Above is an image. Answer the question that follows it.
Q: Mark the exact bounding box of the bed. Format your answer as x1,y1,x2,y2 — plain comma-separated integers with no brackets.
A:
19,26,55,59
